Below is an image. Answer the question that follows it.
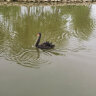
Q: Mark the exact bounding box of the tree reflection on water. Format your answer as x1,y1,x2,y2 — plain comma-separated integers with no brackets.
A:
0,5,94,68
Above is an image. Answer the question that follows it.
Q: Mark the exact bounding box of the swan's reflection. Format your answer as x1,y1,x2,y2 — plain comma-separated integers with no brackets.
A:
15,48,64,68
14,48,46,68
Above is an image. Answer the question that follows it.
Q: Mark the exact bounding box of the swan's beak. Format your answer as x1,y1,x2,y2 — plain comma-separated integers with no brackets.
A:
37,34,39,36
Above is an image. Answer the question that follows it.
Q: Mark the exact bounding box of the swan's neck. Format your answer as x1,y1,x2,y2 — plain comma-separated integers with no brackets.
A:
35,35,41,47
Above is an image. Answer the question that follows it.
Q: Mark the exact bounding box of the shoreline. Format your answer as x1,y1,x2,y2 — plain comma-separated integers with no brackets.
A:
0,1,96,6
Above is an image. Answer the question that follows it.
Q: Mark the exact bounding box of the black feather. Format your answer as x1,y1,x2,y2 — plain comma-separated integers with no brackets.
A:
35,33,55,49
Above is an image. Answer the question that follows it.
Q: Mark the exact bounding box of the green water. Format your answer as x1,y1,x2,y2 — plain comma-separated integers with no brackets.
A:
0,4,96,96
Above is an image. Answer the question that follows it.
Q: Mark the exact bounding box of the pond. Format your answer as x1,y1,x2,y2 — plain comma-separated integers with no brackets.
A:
0,4,96,96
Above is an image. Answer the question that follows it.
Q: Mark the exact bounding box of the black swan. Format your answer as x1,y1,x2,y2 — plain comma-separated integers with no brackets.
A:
35,33,55,49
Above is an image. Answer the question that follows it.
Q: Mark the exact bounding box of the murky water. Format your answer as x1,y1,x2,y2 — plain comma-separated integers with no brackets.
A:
0,4,96,96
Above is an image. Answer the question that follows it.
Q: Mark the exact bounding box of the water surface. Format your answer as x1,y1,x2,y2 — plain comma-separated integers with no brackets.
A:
0,4,96,96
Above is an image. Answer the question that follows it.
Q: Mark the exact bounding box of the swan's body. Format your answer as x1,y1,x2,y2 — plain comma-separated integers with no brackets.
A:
35,33,55,49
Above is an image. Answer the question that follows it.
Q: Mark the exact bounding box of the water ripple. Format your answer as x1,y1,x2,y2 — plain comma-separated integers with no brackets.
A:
11,48,50,68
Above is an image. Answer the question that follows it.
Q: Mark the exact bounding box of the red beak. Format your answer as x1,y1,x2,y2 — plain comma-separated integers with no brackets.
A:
37,34,39,36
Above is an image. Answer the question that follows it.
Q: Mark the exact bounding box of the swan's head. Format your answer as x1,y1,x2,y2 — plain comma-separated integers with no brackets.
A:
37,33,41,37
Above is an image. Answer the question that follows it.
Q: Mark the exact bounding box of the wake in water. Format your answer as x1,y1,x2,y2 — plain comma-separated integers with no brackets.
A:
0,43,88,68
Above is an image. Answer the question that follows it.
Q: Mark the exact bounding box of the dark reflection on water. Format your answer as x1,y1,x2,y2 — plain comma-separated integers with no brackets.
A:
12,48,48,68
0,5,95,68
